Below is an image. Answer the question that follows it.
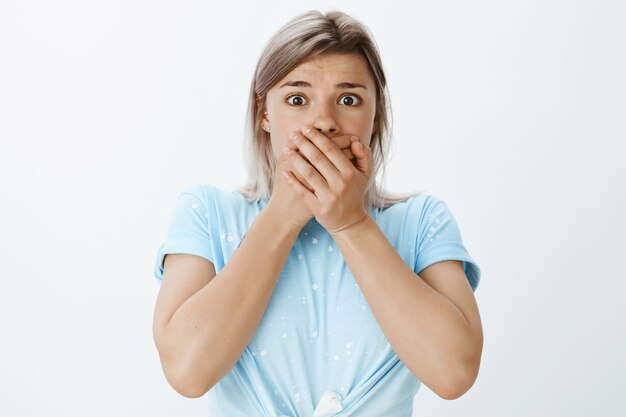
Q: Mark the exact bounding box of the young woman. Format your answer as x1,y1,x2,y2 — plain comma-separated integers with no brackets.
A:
152,9,483,417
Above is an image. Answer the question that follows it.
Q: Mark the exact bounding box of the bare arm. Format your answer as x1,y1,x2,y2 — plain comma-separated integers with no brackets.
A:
152,206,301,398
331,218,483,400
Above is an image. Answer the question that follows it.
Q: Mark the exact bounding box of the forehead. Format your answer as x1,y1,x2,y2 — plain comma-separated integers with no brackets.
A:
279,53,375,86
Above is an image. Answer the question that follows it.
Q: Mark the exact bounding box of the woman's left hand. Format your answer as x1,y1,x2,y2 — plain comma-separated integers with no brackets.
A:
281,125,372,235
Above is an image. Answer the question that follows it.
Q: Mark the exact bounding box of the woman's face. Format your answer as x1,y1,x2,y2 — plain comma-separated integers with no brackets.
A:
262,52,377,162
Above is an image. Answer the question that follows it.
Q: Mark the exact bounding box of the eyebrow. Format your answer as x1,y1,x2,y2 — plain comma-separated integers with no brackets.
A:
279,80,368,90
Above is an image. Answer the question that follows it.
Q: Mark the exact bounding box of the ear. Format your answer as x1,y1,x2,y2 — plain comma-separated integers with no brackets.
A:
255,93,269,125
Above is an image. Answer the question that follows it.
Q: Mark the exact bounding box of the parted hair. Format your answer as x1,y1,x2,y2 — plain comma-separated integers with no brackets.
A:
238,9,423,210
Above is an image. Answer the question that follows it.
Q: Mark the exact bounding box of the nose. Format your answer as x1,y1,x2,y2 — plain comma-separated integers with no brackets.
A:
311,102,339,136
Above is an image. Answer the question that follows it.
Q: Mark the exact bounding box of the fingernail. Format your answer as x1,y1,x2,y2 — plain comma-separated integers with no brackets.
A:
356,141,364,149
283,146,292,155
351,136,359,141
302,126,312,133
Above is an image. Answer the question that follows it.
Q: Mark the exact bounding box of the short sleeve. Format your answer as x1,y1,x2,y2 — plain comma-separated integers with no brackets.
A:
413,197,481,292
153,184,214,284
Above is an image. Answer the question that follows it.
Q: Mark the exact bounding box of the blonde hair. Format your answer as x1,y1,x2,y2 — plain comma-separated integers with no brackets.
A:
237,9,424,211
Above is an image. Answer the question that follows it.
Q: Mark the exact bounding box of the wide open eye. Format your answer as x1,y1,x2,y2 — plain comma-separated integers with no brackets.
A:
286,95,307,106
338,94,361,106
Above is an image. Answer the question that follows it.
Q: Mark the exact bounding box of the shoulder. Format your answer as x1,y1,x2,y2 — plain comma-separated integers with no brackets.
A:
177,183,219,199
377,192,461,241
380,191,446,219
408,193,464,237
177,183,245,206
174,183,264,224
404,193,455,225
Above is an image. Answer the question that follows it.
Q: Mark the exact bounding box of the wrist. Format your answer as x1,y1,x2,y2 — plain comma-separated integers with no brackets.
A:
263,202,307,235
328,211,373,238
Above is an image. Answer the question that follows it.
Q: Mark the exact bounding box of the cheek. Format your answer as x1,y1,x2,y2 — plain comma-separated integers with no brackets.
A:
270,123,306,146
344,121,372,145
270,138,286,157
270,134,294,159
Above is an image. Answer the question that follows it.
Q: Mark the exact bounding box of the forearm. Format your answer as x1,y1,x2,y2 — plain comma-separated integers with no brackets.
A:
163,207,300,395
331,215,476,396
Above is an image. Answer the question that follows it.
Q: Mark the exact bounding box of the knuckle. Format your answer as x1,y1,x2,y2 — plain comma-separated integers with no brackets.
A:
303,166,317,178
310,151,323,163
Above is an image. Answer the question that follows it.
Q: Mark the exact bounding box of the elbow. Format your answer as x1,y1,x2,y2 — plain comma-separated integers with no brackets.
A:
437,356,481,400
439,327,483,400
438,380,472,401
154,330,215,398
164,363,215,398
172,379,212,399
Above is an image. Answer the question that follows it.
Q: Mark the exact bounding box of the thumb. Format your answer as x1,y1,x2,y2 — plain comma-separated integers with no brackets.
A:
351,137,371,179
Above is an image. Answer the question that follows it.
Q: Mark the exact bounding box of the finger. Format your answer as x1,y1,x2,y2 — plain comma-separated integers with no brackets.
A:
341,148,356,161
285,138,354,165
282,169,320,209
331,133,359,151
275,149,314,190
290,161,316,192
299,133,354,161
288,131,340,185
351,138,372,179
297,126,354,179
292,149,321,190
283,145,329,194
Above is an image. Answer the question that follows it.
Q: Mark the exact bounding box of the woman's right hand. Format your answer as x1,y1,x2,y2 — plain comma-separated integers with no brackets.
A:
266,149,315,231
266,133,357,231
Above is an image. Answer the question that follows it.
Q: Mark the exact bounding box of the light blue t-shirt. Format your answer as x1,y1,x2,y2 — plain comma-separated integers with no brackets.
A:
153,183,480,417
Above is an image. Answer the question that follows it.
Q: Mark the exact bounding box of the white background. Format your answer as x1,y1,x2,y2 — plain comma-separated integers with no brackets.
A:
1,1,624,416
